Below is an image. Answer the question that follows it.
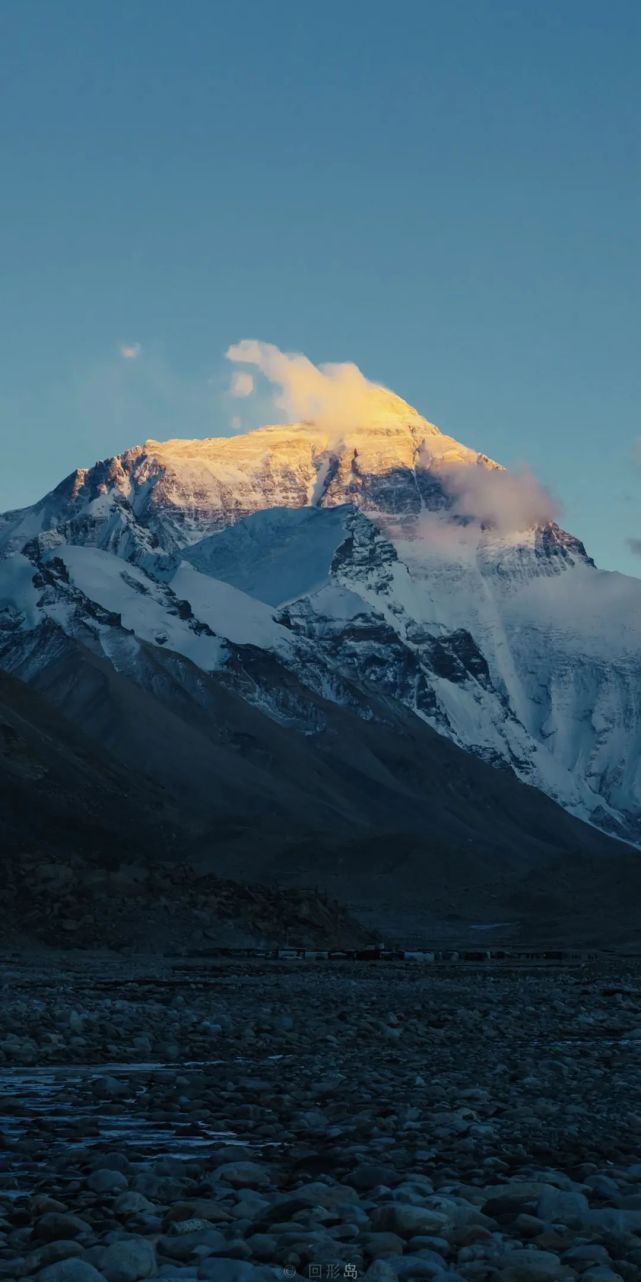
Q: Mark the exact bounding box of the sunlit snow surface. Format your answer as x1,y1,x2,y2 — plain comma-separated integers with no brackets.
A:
55,545,228,670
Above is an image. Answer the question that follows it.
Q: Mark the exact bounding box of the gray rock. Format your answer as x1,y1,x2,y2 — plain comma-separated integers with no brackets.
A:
501,1248,567,1281
243,1234,278,1262
423,1195,490,1228
587,1209,641,1234
0,1262,27,1281
536,1187,589,1226
35,1215,93,1244
158,1228,226,1260
30,1242,87,1269
370,1205,449,1236
166,1218,219,1236
156,1269,198,1280
380,1257,443,1280
114,1194,156,1217
282,1182,358,1209
514,1213,546,1237
581,1271,625,1282
585,1174,622,1199
482,1182,553,1201
363,1264,400,1282
196,1262,273,1281
563,1245,611,1265
36,1263,107,1282
211,1162,271,1189
96,1237,157,1282
164,1200,232,1225
361,1231,406,1258
92,1076,129,1100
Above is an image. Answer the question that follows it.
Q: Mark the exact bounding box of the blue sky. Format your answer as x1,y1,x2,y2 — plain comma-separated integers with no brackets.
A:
1,0,640,573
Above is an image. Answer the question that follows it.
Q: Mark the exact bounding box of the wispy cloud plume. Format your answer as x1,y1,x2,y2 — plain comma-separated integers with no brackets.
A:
440,461,560,533
226,338,403,432
627,538,641,557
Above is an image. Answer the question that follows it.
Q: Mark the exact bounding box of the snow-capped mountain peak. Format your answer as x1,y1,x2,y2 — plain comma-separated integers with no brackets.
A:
0,403,495,561
1,394,639,849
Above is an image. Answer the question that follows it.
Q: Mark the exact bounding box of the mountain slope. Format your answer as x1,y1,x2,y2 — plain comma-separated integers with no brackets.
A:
0,667,371,950
0,666,174,858
4,620,641,945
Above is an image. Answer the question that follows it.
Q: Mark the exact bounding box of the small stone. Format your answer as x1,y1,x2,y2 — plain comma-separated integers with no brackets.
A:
167,1218,217,1236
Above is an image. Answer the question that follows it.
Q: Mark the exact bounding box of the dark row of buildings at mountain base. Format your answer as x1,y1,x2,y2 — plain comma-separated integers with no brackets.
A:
198,946,598,964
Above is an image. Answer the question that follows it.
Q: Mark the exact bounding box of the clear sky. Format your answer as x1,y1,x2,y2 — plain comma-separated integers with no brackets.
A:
1,0,640,573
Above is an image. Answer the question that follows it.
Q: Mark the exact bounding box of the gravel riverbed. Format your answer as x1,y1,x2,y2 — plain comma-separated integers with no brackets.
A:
2,955,641,1282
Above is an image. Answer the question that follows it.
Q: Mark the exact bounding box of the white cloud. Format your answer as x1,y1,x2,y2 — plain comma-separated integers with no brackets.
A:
440,460,560,534
120,342,142,360
225,338,398,432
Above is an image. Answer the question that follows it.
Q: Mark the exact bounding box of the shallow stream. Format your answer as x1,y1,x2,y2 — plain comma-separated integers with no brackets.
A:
0,1062,242,1198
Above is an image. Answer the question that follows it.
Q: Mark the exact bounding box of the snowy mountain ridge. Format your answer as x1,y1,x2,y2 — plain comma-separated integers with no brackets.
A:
1,396,639,846
0,391,490,555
